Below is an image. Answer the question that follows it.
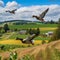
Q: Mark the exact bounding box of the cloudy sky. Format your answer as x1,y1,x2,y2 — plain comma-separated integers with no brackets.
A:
0,0,60,22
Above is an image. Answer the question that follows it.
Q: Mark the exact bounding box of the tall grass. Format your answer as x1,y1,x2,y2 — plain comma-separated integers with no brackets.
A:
0,47,60,60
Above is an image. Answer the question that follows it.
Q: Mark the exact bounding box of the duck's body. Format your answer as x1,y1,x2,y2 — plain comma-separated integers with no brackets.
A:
32,8,49,22
16,34,37,45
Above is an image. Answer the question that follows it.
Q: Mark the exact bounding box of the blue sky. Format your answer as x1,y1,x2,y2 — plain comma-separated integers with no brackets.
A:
0,0,60,22
4,0,60,6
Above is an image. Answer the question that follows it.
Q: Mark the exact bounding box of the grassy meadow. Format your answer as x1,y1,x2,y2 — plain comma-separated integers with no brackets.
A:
0,23,60,60
9,23,57,29
0,23,57,40
0,23,57,51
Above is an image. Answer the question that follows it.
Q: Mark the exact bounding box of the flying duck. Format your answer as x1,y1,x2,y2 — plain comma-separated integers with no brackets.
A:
32,8,49,22
16,34,38,45
6,9,17,14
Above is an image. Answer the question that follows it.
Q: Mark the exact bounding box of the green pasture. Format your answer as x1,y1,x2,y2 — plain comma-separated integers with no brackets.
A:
9,24,57,30
8,32,50,40
0,23,57,40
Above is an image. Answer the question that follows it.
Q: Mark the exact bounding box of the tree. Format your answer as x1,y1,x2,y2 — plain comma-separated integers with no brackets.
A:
50,18,60,41
28,28,33,35
36,28,40,35
28,28,40,35
50,20,54,24
3,23,9,32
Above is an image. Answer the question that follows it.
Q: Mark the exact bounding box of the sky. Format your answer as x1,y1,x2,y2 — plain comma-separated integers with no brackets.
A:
0,0,60,22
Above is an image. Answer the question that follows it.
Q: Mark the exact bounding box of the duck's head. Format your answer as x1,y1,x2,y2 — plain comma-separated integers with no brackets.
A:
32,15,37,17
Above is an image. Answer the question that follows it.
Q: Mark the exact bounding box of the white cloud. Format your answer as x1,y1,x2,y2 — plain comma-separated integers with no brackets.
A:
5,1,21,10
0,0,4,7
0,1,60,22
15,4,60,21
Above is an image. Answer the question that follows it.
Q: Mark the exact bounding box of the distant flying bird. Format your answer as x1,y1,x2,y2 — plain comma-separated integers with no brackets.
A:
6,9,17,14
16,34,39,45
32,8,49,22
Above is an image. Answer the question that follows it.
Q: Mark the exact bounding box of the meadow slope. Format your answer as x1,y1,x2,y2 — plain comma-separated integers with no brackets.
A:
0,40,60,60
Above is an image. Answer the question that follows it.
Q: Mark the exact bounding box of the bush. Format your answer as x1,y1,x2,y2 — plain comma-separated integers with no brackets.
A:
28,28,40,35
50,18,60,42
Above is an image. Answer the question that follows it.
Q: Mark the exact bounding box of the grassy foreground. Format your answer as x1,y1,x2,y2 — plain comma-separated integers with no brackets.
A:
0,40,60,60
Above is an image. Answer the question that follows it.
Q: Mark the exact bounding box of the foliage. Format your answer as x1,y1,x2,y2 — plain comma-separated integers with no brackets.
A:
0,46,60,60
28,28,40,35
20,54,34,60
0,45,22,51
9,51,17,60
50,18,60,42
3,23,10,32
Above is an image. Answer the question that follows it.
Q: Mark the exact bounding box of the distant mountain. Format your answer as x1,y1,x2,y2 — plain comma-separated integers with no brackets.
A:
4,20,33,22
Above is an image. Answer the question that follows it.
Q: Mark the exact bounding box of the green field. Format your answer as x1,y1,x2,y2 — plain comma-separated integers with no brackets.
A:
9,24,57,40
0,23,58,53
0,23,57,40
9,24,57,30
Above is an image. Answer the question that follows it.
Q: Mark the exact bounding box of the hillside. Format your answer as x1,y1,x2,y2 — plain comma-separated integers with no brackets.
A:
0,40,60,60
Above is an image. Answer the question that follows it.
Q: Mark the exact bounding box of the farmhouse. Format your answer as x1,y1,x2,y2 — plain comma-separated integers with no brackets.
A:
43,31,53,37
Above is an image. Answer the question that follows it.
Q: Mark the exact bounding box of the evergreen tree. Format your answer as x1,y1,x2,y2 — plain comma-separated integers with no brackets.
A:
3,23,9,32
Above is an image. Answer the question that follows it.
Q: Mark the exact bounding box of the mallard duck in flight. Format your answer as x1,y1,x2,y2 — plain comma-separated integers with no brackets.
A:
16,34,39,45
32,8,49,22
6,9,17,14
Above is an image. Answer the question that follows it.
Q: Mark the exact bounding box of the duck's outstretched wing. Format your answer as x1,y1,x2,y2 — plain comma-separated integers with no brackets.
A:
6,10,10,12
39,8,49,18
12,9,17,12
6,9,17,13
24,34,36,41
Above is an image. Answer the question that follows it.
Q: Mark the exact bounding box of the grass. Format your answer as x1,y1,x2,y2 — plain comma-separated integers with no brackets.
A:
0,40,43,45
0,23,57,40
0,40,48,51
9,24,57,30
9,32,50,40
0,47,60,60
9,32,28,39
0,44,21,51
20,54,34,60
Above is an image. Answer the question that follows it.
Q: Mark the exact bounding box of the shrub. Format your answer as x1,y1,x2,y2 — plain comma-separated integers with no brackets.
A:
28,28,40,35
50,18,60,42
